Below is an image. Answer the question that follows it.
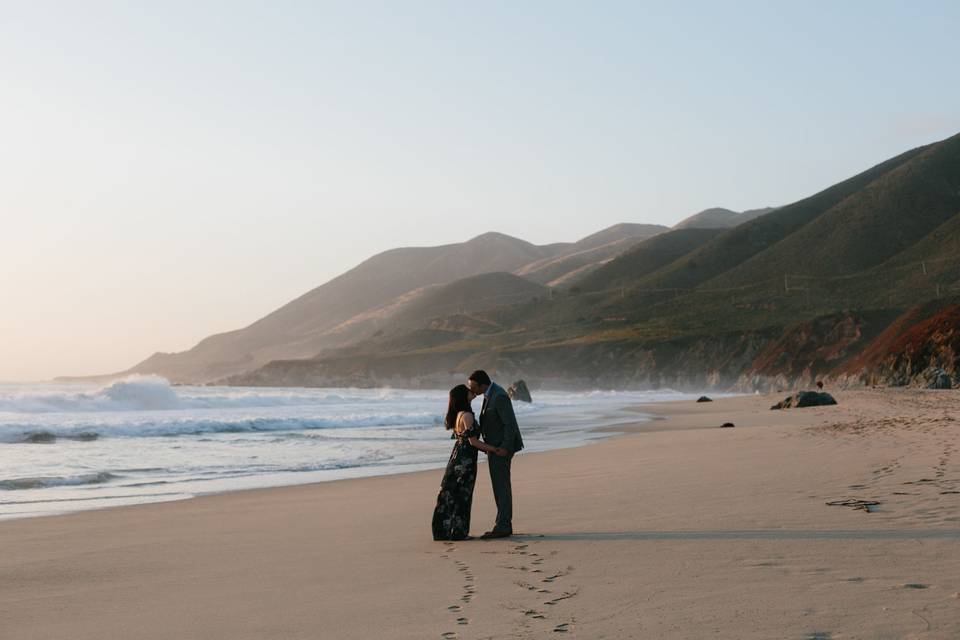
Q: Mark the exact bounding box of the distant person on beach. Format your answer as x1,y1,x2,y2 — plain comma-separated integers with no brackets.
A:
467,370,524,539
432,384,509,541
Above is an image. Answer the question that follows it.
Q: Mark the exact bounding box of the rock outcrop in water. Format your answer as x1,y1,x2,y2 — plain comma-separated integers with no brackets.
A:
507,380,533,403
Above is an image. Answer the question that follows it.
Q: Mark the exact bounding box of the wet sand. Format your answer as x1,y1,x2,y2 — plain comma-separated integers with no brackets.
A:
1,389,958,639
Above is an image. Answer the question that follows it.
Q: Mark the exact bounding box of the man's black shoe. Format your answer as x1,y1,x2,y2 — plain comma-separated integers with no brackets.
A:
480,530,512,539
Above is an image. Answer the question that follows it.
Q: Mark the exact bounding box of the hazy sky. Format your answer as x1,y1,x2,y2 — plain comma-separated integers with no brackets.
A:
2,1,959,381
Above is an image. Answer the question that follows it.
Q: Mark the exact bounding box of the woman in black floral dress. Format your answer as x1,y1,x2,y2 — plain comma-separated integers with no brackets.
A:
432,384,507,541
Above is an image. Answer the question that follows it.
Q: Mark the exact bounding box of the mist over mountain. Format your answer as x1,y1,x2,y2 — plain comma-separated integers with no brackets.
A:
71,133,960,391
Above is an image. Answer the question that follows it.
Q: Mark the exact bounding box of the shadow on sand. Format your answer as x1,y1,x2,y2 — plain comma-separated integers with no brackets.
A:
515,530,960,541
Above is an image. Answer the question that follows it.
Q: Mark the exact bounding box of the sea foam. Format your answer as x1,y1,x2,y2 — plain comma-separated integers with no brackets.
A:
0,376,368,414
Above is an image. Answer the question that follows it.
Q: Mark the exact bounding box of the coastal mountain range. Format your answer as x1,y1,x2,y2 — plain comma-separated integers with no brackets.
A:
74,132,960,390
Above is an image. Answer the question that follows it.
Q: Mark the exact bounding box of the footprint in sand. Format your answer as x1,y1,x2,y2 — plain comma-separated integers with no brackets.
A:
542,569,571,584
553,623,570,633
441,633,457,639
440,553,477,611
544,590,579,606
456,617,469,626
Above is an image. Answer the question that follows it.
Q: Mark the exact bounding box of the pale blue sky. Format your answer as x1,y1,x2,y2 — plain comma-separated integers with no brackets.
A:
2,1,958,380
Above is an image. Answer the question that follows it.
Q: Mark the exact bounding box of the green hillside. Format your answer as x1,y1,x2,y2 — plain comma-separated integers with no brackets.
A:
625,141,933,293
710,133,960,284
389,272,548,328
577,228,724,292
514,223,668,286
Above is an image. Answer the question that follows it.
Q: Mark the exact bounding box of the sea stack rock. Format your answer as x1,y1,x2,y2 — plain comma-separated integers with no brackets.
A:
508,380,533,403
771,391,838,410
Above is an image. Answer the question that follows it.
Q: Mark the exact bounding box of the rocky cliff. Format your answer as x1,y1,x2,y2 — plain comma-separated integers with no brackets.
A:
837,303,960,388
225,302,960,392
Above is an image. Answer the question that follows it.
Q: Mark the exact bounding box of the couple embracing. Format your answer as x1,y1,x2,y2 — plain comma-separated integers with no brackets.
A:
431,370,524,541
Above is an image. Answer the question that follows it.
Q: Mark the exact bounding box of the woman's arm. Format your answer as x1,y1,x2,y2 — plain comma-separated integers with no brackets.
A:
467,436,507,456
467,437,508,457
460,413,507,455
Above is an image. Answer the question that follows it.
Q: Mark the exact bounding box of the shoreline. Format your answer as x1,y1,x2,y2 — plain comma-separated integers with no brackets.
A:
0,388,675,522
0,414,660,524
2,389,958,639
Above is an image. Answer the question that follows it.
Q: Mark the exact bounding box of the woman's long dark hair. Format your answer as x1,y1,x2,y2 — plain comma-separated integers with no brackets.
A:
445,384,473,430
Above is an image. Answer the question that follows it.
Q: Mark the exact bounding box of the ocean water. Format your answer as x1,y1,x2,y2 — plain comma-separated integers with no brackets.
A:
0,377,697,520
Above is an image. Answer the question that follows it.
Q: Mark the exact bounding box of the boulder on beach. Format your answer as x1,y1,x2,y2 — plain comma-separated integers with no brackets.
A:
696,396,713,403
507,379,533,403
770,391,838,410
926,369,954,389
720,422,735,428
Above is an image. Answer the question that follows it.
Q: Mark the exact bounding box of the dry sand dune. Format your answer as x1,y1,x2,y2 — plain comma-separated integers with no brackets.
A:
1,390,958,639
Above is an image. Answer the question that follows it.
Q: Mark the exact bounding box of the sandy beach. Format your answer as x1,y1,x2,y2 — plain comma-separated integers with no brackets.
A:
2,389,959,639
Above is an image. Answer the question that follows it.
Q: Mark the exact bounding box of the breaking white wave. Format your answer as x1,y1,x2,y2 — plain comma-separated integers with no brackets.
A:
0,471,118,491
0,376,372,414
0,412,439,443
0,376,183,412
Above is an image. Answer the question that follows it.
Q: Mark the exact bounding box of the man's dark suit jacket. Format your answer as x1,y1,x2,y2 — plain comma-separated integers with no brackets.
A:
479,382,524,453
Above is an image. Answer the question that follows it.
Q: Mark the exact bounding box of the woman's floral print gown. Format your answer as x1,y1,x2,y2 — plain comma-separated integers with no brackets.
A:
432,412,479,540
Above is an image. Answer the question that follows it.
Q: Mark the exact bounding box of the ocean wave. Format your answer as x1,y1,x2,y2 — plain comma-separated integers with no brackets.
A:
131,454,398,486
0,491,186,506
0,412,438,443
0,376,404,414
19,431,100,444
0,471,119,491
0,376,183,412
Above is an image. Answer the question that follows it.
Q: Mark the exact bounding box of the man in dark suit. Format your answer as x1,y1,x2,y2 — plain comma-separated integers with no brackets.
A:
467,369,524,539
